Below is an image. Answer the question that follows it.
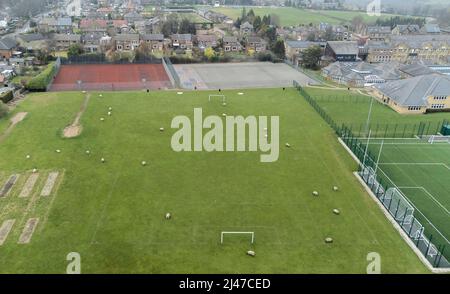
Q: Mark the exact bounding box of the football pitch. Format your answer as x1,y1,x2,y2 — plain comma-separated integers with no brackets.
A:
361,138,450,260
0,88,427,273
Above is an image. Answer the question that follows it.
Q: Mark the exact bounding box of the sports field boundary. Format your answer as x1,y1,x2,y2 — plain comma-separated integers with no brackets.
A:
354,172,450,273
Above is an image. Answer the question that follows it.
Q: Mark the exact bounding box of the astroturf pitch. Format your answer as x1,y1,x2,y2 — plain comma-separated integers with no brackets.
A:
0,88,427,273
361,138,450,260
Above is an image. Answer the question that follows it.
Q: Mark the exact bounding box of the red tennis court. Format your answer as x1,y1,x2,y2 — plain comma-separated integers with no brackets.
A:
50,64,173,91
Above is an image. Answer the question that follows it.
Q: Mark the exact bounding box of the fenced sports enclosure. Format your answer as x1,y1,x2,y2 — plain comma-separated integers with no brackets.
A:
50,57,174,91
294,81,450,270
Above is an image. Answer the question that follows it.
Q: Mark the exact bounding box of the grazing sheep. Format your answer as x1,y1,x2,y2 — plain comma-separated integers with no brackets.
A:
325,237,333,243
285,143,291,148
86,150,90,155
100,117,105,121
32,168,38,173
26,155,31,159
99,94,103,97
222,102,227,106
333,209,340,215
101,158,105,163
222,113,226,117
141,161,147,166
333,186,339,191
312,191,319,196
160,127,164,132
107,111,112,116
165,213,171,220
247,250,256,257
56,149,61,153
108,107,112,111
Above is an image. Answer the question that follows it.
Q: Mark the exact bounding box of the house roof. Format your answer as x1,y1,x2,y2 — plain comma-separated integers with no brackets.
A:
52,34,81,41
196,34,217,42
80,19,127,29
367,26,391,34
327,41,358,55
0,37,17,50
240,22,253,29
394,24,420,34
286,40,322,49
223,36,238,43
114,34,139,41
422,24,441,34
247,36,266,43
375,74,450,106
390,35,450,49
399,63,436,77
141,34,164,41
57,17,72,26
19,33,45,42
171,34,192,41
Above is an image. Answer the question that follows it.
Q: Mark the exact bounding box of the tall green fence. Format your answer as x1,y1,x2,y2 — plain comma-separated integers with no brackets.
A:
293,80,450,269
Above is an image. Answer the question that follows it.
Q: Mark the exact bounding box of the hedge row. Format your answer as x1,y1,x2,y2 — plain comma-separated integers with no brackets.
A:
26,62,57,91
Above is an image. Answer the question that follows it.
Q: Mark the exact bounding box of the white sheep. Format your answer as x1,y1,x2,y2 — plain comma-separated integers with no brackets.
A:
285,143,291,147
56,149,61,153
141,161,147,166
312,191,319,196
247,250,256,257
26,155,31,159
101,158,106,163
333,209,340,215
333,186,339,191
160,127,164,132
325,237,333,243
165,213,171,220
100,117,105,121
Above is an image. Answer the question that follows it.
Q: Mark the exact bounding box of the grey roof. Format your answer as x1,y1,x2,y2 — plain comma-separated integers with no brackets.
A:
327,41,358,55
223,36,238,43
19,33,46,42
394,24,420,34
114,34,140,41
286,40,322,49
247,36,266,43
0,37,17,50
196,34,217,42
171,34,192,41
52,34,81,41
141,34,164,41
375,74,450,106
323,61,402,83
422,24,440,34
390,35,450,49
367,26,391,34
82,33,104,42
240,22,253,29
57,17,72,26
399,63,436,77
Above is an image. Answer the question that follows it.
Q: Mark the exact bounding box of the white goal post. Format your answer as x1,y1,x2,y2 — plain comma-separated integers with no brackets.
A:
209,94,226,103
221,231,254,244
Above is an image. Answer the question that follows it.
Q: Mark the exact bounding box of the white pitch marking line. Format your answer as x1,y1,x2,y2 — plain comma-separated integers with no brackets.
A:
398,186,450,216
379,162,450,170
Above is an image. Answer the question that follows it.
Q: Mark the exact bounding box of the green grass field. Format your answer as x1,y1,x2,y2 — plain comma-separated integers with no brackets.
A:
360,138,450,261
210,6,398,26
0,88,428,273
304,87,450,137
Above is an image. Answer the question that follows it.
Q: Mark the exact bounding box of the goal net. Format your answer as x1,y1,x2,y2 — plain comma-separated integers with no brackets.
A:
383,188,415,223
209,94,226,103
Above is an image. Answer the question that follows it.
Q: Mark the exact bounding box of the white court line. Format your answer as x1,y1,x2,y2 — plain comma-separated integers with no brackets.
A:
399,186,450,216
379,162,450,170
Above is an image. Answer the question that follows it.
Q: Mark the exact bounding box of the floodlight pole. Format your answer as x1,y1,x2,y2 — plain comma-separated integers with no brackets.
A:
374,139,384,176
365,96,374,137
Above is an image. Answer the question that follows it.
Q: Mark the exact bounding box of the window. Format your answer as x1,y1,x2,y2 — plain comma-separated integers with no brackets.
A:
433,96,447,100
408,106,421,111
431,104,445,109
